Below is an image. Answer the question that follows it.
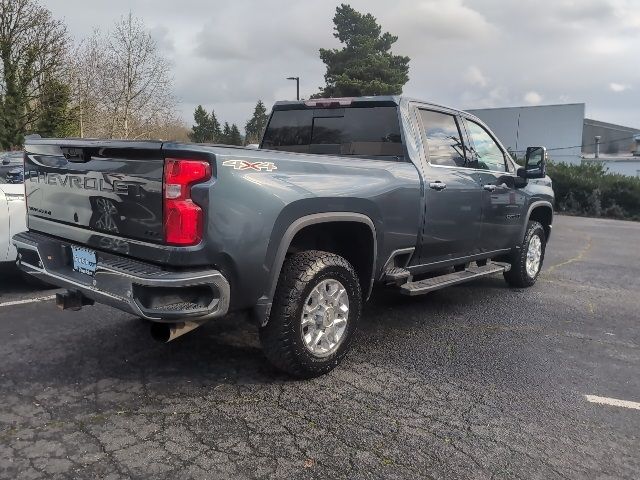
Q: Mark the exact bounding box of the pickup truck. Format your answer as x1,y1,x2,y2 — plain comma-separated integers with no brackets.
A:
14,96,554,377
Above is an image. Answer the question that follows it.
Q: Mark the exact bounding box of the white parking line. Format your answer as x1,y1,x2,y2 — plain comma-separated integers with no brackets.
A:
0,295,56,308
585,395,640,410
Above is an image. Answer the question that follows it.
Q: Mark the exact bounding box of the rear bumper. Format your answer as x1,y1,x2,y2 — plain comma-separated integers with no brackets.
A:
13,231,230,322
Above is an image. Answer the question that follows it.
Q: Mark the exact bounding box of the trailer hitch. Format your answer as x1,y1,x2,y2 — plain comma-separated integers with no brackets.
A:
56,290,95,311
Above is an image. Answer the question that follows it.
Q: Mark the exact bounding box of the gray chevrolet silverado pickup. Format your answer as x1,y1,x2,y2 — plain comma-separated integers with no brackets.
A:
14,96,553,377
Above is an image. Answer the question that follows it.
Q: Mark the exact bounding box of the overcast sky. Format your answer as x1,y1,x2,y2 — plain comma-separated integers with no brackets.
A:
45,0,639,130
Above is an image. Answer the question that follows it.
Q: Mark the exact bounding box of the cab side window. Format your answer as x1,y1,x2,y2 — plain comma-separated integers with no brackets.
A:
419,109,467,168
466,120,507,172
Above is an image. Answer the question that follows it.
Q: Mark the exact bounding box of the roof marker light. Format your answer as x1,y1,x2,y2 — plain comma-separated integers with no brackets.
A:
304,98,354,108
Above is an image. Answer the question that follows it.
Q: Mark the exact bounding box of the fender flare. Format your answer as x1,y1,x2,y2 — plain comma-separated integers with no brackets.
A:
521,201,554,241
254,212,377,326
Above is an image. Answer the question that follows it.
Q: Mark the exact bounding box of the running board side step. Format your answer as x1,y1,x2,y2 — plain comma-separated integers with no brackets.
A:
383,266,411,283
400,262,510,296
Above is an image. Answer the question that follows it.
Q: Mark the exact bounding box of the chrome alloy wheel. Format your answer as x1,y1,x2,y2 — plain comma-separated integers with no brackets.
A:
300,279,349,357
526,234,542,278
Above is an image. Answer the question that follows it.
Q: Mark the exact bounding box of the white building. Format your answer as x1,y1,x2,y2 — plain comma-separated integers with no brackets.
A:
468,103,640,176
468,103,585,164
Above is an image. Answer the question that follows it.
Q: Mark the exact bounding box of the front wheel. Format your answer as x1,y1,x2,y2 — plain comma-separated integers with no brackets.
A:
259,250,362,378
504,221,546,288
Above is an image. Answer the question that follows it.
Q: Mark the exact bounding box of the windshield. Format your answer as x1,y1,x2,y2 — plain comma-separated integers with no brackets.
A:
261,106,404,159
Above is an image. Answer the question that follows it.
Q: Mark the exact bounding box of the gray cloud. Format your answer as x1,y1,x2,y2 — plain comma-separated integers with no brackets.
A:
149,24,175,54
46,0,640,129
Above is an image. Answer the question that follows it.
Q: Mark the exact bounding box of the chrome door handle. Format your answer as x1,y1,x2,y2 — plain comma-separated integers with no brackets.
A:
429,182,447,191
483,184,496,192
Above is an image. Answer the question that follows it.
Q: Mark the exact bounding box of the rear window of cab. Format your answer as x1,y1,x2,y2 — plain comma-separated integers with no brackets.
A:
262,106,404,159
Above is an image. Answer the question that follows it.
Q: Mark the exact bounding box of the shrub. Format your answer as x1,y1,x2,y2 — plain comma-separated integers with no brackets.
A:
602,203,626,219
547,160,640,221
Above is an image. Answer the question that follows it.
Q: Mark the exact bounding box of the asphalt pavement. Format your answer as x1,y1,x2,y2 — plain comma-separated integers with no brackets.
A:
0,215,638,479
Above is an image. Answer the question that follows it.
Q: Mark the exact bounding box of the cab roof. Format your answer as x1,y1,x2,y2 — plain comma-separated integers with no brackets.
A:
272,95,466,116
269,95,493,146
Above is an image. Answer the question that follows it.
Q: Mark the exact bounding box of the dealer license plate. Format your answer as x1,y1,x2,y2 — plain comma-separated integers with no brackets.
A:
71,246,97,276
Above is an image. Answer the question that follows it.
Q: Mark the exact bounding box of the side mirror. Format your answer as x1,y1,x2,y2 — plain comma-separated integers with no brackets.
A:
518,146,547,179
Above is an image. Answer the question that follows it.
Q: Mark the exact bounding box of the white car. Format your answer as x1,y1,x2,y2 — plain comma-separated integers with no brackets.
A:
0,183,26,264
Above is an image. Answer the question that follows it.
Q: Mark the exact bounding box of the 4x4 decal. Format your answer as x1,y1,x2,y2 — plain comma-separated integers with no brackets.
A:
222,159,277,172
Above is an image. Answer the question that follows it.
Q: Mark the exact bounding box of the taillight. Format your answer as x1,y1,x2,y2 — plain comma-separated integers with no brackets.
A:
163,158,211,245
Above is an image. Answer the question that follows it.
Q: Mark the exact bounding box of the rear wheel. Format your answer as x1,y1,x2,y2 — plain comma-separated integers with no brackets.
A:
259,250,362,378
504,221,546,287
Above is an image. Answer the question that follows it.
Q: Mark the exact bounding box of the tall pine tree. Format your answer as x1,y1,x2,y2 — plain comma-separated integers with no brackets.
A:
219,122,232,144
189,105,210,143
188,105,221,143
35,78,79,138
209,109,221,142
0,0,69,148
244,100,268,145
316,4,410,98
229,124,243,146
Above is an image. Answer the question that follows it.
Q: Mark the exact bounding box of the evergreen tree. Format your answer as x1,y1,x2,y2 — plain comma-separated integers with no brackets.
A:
229,124,243,146
0,103,5,147
220,122,232,144
244,100,269,145
189,105,211,143
189,106,222,143
315,4,410,98
35,78,79,137
209,109,222,142
0,0,69,148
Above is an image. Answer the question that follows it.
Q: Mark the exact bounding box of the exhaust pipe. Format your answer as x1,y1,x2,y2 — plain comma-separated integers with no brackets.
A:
150,320,208,343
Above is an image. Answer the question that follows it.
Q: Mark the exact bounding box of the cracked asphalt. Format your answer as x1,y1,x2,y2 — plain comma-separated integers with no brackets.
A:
0,215,639,479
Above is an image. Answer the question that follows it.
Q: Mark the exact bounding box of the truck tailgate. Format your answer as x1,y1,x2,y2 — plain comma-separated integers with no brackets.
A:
24,140,165,244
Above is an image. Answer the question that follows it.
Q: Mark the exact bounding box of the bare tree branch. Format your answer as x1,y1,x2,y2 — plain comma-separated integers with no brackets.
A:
70,13,177,140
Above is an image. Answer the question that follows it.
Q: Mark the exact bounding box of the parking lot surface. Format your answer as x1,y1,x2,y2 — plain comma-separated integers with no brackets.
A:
0,215,639,479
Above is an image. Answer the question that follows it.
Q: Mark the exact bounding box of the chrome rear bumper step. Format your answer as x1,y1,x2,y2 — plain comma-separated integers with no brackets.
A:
13,231,230,322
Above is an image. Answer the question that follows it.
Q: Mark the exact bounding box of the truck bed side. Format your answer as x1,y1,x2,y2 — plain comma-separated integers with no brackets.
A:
23,140,421,312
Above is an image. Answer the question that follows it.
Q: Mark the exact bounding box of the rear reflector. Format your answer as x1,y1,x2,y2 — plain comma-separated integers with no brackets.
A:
163,159,211,245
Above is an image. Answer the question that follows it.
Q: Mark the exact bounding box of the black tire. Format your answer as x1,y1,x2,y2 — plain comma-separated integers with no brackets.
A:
259,250,362,378
504,221,546,288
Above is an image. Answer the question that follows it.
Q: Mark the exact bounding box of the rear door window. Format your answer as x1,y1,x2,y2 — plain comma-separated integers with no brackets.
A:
418,109,467,168
262,106,403,159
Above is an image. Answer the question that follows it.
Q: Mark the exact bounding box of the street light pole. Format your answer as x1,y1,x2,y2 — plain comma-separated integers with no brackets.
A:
286,76,300,100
